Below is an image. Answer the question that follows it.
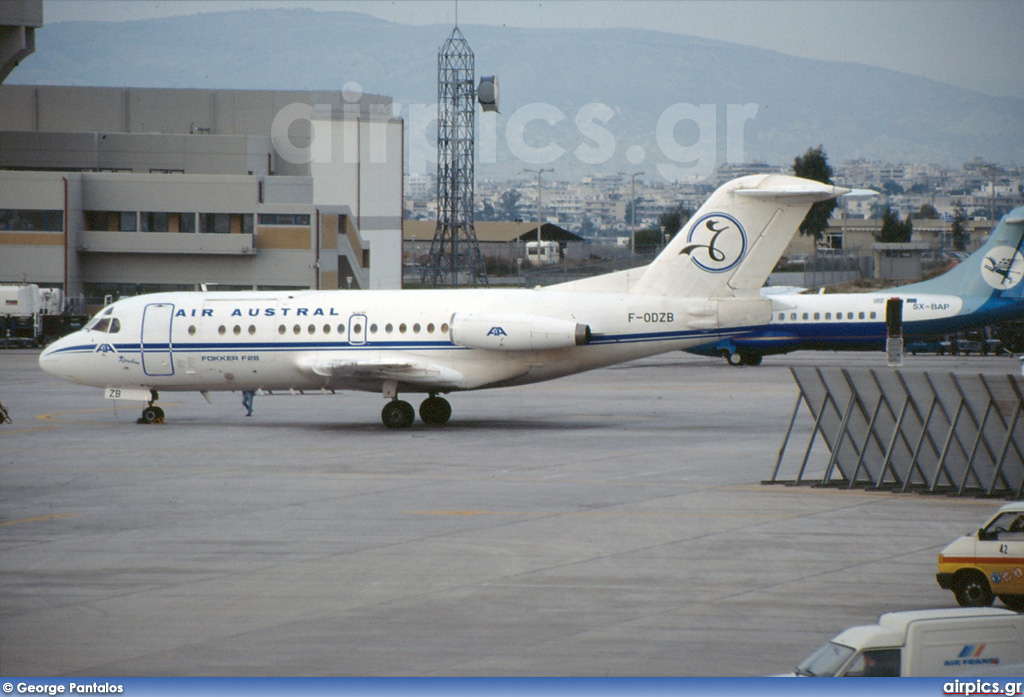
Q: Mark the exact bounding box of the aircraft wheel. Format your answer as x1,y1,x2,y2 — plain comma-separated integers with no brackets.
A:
138,405,164,424
953,571,994,607
419,396,452,426
382,400,415,429
726,351,743,366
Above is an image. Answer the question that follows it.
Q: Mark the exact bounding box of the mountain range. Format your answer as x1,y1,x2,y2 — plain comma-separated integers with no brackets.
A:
8,8,1024,181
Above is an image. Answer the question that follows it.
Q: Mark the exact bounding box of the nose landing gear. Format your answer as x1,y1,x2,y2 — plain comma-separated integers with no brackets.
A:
137,390,165,424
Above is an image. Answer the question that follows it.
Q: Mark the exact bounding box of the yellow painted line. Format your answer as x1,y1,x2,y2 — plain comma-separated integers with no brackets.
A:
0,513,77,527
35,404,180,423
0,425,60,434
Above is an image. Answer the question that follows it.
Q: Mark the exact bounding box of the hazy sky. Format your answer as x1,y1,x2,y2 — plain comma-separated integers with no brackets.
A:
44,0,1024,99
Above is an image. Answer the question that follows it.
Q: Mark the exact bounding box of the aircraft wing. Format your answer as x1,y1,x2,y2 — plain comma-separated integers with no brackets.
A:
302,356,464,388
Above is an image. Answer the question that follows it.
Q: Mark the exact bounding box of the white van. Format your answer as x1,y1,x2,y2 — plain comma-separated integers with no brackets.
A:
791,608,1024,677
938,502,1024,611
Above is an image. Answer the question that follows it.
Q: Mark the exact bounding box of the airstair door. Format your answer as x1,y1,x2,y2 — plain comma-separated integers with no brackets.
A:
141,303,175,377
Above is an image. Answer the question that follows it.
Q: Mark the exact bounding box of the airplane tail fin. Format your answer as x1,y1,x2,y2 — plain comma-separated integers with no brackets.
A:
629,174,849,297
898,207,1024,299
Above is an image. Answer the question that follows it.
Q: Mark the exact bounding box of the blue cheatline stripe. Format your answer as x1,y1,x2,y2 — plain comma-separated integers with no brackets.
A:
46,325,759,357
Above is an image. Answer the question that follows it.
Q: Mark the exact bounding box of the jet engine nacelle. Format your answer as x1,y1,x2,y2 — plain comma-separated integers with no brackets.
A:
450,312,591,351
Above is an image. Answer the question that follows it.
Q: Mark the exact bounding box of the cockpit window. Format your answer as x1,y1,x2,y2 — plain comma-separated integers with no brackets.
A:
84,305,115,331
87,316,121,333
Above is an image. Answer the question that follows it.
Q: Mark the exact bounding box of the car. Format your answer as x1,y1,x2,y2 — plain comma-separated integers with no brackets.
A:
937,503,1024,612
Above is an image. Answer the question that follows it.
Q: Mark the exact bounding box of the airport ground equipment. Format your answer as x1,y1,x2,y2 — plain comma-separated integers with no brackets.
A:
937,502,1024,611
768,367,1024,498
789,608,1024,677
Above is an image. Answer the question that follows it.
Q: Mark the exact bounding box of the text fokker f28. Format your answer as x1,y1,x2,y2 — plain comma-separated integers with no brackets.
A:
40,174,848,428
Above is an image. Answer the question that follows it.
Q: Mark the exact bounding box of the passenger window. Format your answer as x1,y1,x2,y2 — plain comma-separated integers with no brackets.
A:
278,325,286,335
218,325,226,335
356,324,365,334
825,313,831,320
802,313,809,320
323,324,331,334
870,312,877,319
293,324,301,335
427,323,435,333
307,324,315,335
413,323,421,333
441,323,449,334
813,313,820,320
248,325,256,335
790,313,796,321
189,325,197,336
847,312,854,320
859,312,865,320
233,325,241,335
399,323,407,334
385,323,393,333
337,324,345,334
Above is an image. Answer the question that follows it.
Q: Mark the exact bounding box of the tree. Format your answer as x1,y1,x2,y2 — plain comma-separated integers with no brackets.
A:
658,203,691,244
881,179,905,196
878,207,913,243
478,200,497,221
497,189,522,221
578,214,596,238
915,203,939,220
792,145,836,241
624,197,644,227
951,203,969,251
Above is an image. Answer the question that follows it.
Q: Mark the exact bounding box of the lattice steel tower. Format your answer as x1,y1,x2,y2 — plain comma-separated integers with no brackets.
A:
421,26,488,288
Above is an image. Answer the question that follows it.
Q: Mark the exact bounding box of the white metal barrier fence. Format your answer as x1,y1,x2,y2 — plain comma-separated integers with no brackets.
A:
768,367,1024,498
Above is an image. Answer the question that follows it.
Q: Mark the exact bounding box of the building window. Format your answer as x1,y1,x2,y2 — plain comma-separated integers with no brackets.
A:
176,213,197,233
0,209,63,231
119,211,137,232
140,212,170,233
258,213,310,226
199,213,231,234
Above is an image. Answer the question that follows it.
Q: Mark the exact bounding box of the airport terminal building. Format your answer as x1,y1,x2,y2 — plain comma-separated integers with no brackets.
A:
0,84,405,311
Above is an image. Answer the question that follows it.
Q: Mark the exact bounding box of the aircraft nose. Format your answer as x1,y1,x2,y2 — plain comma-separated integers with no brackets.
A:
39,334,81,380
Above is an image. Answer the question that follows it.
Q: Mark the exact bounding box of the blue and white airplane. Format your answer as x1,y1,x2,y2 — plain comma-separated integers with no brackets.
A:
39,174,847,427
687,206,1024,365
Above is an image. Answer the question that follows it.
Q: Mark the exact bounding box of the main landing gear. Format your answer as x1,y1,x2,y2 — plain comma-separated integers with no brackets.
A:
136,390,165,424
724,349,763,367
381,383,451,429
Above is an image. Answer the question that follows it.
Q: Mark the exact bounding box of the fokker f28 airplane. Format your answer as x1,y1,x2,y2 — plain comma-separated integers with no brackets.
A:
687,206,1024,365
39,174,848,428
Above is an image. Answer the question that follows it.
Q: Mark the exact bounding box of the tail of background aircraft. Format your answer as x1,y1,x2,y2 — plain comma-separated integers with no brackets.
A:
629,174,849,298
898,208,1024,300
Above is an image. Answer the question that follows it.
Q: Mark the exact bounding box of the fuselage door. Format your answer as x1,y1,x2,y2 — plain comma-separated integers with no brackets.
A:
141,302,175,376
348,314,367,346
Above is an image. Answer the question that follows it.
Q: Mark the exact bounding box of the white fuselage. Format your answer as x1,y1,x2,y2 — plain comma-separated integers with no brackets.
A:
40,288,765,395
